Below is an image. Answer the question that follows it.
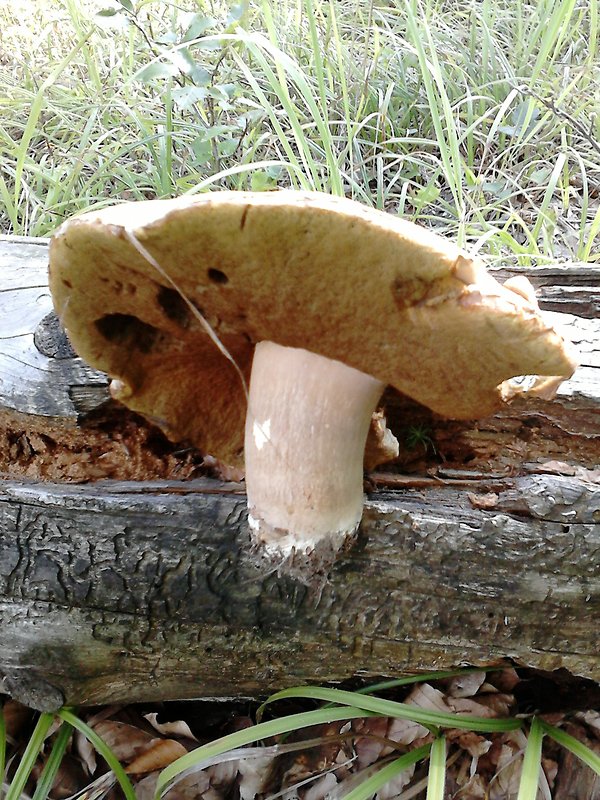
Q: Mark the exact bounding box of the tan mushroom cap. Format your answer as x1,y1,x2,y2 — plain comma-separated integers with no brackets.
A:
49,191,577,464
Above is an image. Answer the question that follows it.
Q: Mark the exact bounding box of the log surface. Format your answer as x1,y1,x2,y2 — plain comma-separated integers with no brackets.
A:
0,236,599,711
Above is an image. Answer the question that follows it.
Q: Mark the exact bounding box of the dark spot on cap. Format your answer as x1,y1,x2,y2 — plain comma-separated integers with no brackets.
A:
95,313,160,354
208,268,229,285
157,286,190,327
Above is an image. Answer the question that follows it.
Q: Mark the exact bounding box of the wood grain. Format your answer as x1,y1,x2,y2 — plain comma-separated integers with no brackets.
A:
0,237,598,710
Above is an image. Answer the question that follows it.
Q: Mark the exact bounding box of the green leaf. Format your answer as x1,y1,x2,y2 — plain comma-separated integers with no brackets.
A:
517,718,544,800
5,713,55,800
219,138,239,157
183,14,217,42
32,722,74,800
226,3,245,25
191,137,212,164
540,721,600,775
117,0,134,11
426,736,447,800
58,710,136,800
339,745,432,800
250,169,280,191
155,707,377,799
172,86,208,110
261,687,523,733
136,62,178,82
96,8,118,16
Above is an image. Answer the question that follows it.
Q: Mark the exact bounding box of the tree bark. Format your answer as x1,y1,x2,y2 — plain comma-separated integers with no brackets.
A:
0,236,598,711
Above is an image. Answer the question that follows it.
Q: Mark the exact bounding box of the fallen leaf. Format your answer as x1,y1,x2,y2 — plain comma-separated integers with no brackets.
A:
447,697,496,717
93,720,155,763
447,671,487,698
144,713,198,742
406,682,451,714
126,739,188,774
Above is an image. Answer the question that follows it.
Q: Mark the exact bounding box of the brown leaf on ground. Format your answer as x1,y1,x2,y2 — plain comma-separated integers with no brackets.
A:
93,720,156,763
2,700,32,740
406,682,451,714
144,713,198,742
488,668,521,693
470,692,516,717
126,739,188,775
446,671,487,698
447,729,492,758
447,697,497,717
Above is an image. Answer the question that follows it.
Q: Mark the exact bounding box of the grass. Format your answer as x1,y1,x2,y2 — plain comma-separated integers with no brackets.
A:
2,671,600,800
0,0,598,265
0,0,598,796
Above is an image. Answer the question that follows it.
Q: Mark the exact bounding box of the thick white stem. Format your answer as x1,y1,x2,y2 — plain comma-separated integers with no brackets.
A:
244,341,385,553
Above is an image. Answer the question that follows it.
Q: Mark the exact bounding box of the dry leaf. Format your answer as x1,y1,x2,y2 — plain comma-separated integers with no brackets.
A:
2,700,32,740
489,668,521,693
386,715,429,746
135,771,210,800
75,729,97,775
406,682,450,714
144,714,198,742
352,717,390,769
303,772,338,800
447,671,487,698
447,697,496,717
473,692,516,717
238,754,274,800
126,739,188,774
93,720,155,763
450,730,492,758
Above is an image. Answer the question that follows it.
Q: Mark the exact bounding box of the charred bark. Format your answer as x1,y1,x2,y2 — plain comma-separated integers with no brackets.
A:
0,237,598,711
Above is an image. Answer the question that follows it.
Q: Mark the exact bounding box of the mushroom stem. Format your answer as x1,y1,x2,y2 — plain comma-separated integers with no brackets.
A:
244,341,385,552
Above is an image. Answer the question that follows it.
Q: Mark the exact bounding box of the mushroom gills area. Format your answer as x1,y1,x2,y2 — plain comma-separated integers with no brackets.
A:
244,341,385,552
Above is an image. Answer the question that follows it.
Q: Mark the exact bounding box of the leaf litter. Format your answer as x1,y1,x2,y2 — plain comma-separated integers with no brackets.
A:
3,667,600,800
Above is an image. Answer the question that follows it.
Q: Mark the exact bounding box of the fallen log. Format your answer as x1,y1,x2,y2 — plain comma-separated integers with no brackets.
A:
0,236,598,711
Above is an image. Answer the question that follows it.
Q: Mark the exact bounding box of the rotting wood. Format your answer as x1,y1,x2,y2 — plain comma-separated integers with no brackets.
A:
0,236,599,711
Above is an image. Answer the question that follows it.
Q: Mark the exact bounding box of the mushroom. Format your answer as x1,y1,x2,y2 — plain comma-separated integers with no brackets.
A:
48,191,577,556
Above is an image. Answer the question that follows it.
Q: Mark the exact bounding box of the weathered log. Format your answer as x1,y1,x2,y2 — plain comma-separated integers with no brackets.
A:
0,236,598,711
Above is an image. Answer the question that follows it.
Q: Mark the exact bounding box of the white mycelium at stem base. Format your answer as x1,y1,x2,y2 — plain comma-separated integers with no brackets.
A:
244,341,386,552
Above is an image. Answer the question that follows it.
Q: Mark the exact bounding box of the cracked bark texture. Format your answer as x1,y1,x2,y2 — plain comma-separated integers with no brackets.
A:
0,236,599,711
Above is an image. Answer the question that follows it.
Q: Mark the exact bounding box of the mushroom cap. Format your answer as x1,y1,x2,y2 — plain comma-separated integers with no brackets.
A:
49,191,577,464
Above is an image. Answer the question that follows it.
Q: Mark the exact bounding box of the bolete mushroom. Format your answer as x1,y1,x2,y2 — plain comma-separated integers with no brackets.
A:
49,191,577,555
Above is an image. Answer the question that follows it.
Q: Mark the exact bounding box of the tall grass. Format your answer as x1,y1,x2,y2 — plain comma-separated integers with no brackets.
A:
0,0,598,264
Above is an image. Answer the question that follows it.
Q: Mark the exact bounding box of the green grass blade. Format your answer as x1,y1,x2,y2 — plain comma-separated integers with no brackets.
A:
426,735,446,800
13,36,89,214
340,744,432,800
354,668,494,696
5,713,55,800
531,151,567,241
155,706,377,799
517,718,544,800
540,720,600,775
261,687,523,733
57,709,136,800
403,0,464,218
32,721,73,800
185,158,304,194
582,205,600,262
530,0,577,83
